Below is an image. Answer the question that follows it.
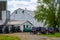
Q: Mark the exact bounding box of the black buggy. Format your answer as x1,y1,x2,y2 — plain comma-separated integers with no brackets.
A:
10,25,16,33
0,25,4,33
15,26,21,32
4,26,9,33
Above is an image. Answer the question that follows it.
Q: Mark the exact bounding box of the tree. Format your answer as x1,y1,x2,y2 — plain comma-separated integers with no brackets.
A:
34,0,60,29
57,4,60,27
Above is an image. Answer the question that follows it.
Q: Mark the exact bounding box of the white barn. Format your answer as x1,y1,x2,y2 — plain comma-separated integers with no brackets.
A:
0,0,34,32
10,8,43,27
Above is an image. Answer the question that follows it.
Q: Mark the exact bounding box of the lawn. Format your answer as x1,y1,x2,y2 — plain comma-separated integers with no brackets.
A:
39,32,60,37
0,35,20,40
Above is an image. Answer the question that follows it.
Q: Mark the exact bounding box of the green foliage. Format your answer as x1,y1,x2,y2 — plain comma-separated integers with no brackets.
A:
35,0,60,28
57,5,60,27
43,0,51,3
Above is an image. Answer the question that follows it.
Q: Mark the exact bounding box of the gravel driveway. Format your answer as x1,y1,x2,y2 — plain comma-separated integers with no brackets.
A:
0,32,60,40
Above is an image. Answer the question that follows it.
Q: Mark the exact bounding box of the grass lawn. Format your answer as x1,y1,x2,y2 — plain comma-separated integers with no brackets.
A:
39,32,60,37
0,35,20,40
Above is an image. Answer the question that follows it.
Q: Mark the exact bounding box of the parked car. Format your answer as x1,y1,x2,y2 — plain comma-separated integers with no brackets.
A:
23,28,32,32
48,27,55,34
57,27,60,32
36,27,41,33
32,27,37,34
40,27,46,34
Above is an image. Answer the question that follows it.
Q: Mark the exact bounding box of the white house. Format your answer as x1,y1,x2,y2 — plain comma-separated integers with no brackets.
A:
10,8,43,27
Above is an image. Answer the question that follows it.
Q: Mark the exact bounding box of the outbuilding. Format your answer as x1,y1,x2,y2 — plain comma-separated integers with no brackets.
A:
7,20,33,32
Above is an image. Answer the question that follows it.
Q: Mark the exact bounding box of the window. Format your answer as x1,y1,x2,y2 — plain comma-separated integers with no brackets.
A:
15,11,17,14
23,25,25,29
22,10,24,13
26,25,28,28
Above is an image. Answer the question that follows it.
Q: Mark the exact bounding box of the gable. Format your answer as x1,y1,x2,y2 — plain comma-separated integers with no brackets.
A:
10,8,35,20
11,8,35,17
23,21,33,26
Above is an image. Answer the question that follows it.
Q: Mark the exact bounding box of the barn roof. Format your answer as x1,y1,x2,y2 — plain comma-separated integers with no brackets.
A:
11,8,35,17
7,20,33,25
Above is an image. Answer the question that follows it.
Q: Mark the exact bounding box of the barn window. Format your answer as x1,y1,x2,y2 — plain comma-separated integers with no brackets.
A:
22,10,24,13
15,11,17,14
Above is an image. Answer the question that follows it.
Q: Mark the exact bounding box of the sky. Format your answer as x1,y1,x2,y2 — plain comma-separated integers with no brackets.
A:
7,0,37,13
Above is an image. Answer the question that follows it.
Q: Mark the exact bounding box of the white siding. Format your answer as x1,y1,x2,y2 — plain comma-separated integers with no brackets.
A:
0,10,10,25
20,25,23,32
11,8,43,27
20,21,33,32
2,10,10,21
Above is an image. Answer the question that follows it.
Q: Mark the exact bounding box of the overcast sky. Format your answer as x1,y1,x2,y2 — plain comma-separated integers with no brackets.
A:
7,0,37,13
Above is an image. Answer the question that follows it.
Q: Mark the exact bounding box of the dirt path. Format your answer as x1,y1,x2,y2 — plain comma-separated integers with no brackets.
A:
0,32,60,40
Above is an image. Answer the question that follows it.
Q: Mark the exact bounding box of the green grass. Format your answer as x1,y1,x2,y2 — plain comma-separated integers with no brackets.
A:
39,32,60,37
0,35,20,40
